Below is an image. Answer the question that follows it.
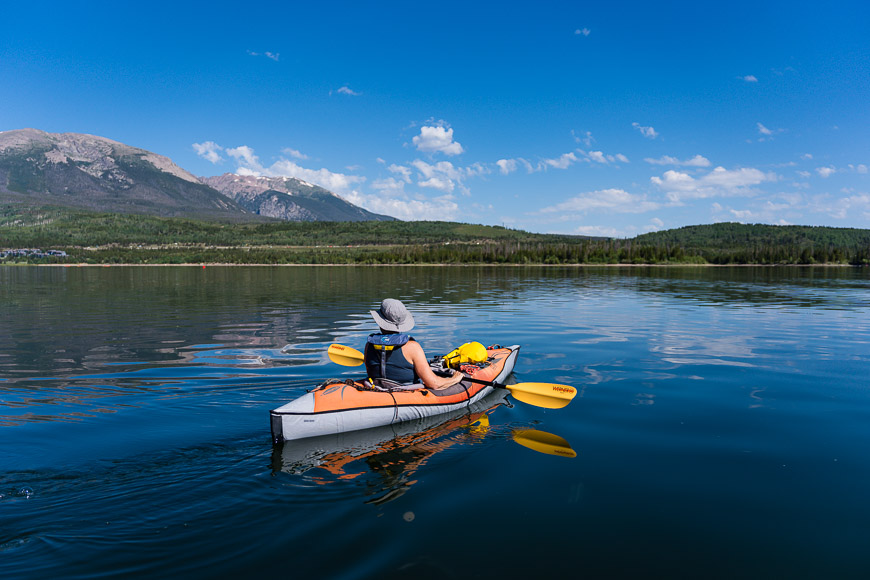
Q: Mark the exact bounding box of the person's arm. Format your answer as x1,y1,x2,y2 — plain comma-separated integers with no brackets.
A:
402,341,463,390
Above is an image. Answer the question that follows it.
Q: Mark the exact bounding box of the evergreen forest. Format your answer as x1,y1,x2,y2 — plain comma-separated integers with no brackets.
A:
2,205,869,265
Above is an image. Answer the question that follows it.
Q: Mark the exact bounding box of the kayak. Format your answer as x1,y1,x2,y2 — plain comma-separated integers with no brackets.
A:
272,389,510,489
270,344,520,443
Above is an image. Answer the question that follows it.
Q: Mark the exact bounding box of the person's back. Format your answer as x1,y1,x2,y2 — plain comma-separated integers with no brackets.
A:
363,299,462,391
364,332,418,384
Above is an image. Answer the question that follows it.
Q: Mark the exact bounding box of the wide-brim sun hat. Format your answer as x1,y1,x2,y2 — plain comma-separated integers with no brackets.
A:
370,298,415,333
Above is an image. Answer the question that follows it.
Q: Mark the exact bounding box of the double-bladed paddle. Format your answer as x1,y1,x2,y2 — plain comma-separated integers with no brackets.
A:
326,343,577,410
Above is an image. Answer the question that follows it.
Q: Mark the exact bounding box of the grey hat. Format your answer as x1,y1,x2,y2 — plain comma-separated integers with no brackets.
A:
370,298,415,333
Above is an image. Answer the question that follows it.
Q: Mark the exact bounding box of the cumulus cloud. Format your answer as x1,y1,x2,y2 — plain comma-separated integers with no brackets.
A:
219,144,365,193
742,75,758,82
282,147,309,160
575,28,591,36
371,177,408,194
544,152,579,169
540,188,660,216
645,155,711,167
412,125,464,156
333,86,361,96
848,164,868,174
496,148,627,174
409,159,486,195
497,159,518,175
226,145,261,170
575,225,638,238
651,166,775,202
580,150,629,164
816,166,836,178
388,164,413,182
757,122,773,136
632,122,659,139
270,159,365,193
801,153,813,160
343,189,459,221
193,141,224,164
809,193,870,220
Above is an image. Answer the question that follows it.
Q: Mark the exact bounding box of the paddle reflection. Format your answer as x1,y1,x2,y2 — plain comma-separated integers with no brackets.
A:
271,390,575,505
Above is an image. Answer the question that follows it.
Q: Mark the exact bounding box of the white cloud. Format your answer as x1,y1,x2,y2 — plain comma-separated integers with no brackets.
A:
632,122,659,139
730,209,754,219
222,144,365,193
572,130,594,146
742,75,758,82
574,225,638,238
816,166,836,178
282,147,309,160
371,177,407,194
810,193,870,220
192,141,224,164
645,154,711,167
497,158,518,175
578,150,629,165
848,164,868,174
412,125,464,156
801,153,813,160
334,86,361,96
651,166,775,202
418,177,454,192
270,159,365,193
247,50,279,61
410,159,478,194
388,164,413,182
226,145,262,171
343,189,459,221
544,152,579,169
757,122,773,136
574,28,591,36
540,188,660,215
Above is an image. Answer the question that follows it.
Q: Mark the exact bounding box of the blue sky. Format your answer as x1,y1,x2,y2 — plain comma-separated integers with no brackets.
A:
2,1,868,235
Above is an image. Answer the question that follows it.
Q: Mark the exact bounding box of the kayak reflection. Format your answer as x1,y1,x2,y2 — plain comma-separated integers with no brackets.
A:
271,389,575,505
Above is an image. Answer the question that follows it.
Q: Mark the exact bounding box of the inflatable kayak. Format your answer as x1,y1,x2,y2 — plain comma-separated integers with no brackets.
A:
271,344,520,443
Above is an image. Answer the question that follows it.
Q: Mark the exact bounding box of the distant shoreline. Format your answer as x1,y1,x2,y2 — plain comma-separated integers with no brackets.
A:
5,262,859,268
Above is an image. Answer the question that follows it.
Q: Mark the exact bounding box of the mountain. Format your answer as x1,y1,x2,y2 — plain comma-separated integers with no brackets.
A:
201,173,395,222
0,129,257,221
0,129,393,223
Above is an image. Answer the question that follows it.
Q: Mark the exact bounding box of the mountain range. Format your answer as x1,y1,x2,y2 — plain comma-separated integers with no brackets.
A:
0,129,393,222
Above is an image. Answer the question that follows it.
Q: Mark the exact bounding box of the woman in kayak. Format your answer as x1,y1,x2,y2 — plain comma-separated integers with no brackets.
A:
364,299,463,390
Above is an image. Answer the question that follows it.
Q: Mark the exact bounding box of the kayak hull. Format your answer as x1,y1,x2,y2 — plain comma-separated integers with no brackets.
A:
271,344,519,442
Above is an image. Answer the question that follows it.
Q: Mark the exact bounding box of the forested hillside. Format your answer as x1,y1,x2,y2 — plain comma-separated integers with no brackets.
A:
1,207,868,265
635,223,870,264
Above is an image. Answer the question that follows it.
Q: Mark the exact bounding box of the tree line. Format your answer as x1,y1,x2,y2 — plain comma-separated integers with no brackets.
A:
1,205,869,265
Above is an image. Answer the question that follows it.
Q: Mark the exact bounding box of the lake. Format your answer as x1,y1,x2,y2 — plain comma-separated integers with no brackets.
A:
2,265,869,578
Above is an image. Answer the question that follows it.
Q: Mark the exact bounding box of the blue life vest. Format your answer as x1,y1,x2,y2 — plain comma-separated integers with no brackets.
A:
364,333,419,384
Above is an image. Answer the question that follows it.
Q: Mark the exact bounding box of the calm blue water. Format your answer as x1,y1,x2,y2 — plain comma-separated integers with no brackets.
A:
1,266,869,578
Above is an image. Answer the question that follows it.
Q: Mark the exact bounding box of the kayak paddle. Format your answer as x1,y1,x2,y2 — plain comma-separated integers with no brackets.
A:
326,343,577,409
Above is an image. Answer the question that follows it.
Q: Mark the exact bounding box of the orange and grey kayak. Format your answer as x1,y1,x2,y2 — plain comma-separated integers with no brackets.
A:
270,345,520,442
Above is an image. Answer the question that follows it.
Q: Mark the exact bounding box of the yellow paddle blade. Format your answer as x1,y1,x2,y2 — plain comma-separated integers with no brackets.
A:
327,343,364,367
505,382,577,409
512,429,577,458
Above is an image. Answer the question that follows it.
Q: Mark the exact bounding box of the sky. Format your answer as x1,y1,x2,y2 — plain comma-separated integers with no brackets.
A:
2,0,868,236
